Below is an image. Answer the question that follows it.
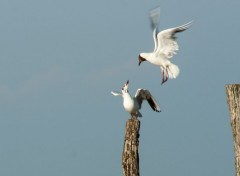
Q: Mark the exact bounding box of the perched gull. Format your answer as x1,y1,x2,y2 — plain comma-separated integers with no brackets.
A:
111,80,160,118
138,7,193,84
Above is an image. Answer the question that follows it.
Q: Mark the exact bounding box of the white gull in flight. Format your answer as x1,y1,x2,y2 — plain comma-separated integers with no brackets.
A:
111,80,160,118
138,7,193,84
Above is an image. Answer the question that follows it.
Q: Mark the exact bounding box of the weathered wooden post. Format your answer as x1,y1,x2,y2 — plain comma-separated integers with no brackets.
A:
226,84,240,176
122,118,140,176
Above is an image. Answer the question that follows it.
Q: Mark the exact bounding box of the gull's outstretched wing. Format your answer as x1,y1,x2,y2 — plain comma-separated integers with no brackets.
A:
135,89,160,112
149,7,160,52
111,91,122,97
156,21,193,59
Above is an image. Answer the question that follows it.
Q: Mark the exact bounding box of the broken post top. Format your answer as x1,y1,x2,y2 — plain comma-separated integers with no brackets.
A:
226,84,240,86
226,84,240,93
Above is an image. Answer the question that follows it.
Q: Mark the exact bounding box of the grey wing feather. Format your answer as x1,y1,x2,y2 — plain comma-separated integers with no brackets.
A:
173,21,193,33
156,21,193,58
149,7,160,31
149,7,160,52
158,21,193,39
135,89,144,109
135,89,160,112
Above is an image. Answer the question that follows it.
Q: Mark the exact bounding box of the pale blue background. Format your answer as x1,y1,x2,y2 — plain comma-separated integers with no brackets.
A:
0,0,239,175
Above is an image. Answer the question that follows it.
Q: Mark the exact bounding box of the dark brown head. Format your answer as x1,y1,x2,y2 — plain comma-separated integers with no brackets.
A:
121,80,129,94
138,54,146,66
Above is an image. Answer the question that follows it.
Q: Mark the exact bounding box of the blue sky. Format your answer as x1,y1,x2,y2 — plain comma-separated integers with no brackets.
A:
0,0,239,175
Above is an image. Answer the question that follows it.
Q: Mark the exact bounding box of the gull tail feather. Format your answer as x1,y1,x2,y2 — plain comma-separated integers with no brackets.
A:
167,63,180,79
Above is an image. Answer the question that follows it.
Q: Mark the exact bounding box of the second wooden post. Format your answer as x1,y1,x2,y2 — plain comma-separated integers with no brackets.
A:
226,84,240,176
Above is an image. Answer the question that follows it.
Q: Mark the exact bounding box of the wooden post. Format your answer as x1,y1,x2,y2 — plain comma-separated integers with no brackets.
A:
226,84,240,176
122,118,140,176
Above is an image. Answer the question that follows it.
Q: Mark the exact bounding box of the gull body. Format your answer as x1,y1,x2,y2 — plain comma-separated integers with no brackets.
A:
139,7,193,84
111,80,160,118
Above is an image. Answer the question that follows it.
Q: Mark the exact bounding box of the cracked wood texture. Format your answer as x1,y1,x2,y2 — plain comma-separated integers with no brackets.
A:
226,84,240,176
122,119,140,176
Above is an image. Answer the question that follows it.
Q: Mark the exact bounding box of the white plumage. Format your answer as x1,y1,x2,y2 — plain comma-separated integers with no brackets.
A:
139,7,193,84
111,80,160,118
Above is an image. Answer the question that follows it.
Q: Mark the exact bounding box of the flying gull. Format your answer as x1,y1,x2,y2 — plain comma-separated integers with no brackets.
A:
111,80,160,118
138,7,193,84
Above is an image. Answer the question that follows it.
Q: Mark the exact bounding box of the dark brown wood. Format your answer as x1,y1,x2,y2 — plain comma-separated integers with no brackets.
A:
122,118,140,176
226,84,240,176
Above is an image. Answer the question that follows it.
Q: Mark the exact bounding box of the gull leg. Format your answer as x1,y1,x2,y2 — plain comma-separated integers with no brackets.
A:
161,69,167,84
131,113,136,119
162,68,169,85
130,113,133,119
165,68,169,82
161,70,165,84
131,115,137,119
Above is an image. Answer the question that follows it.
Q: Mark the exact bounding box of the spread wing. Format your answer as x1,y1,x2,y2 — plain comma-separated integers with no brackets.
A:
149,7,160,52
111,91,122,97
135,89,160,112
156,21,193,59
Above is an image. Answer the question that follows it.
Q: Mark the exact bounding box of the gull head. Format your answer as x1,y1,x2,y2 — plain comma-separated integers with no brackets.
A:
121,80,129,94
138,54,146,66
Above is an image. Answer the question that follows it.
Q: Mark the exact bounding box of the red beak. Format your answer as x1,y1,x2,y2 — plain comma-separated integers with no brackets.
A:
138,60,141,66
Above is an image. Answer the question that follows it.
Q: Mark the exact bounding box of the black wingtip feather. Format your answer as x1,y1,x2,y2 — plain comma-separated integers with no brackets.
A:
147,98,159,112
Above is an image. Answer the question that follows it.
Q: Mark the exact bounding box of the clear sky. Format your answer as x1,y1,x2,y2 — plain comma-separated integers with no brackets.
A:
0,0,239,175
